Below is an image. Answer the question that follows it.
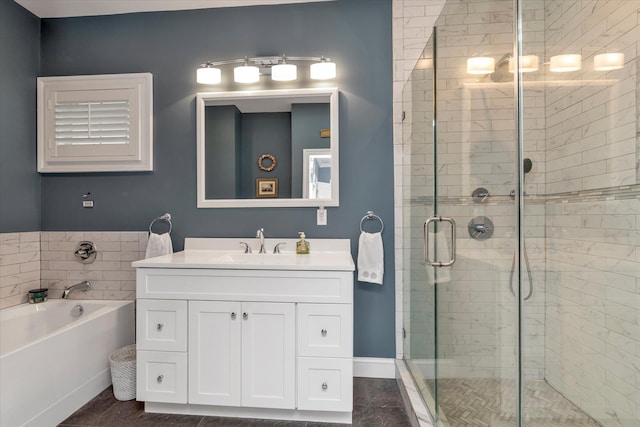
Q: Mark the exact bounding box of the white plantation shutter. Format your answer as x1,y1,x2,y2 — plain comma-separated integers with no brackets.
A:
54,100,131,146
38,73,153,172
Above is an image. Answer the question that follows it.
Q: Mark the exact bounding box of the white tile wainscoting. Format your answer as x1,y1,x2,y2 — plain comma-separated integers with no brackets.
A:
0,231,148,308
0,232,41,309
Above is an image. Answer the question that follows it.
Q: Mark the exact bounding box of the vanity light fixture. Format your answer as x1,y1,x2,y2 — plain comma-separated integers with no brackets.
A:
310,56,337,80
196,62,222,84
594,53,624,71
549,54,581,72
234,57,260,84
196,55,336,84
271,56,297,81
467,57,495,75
508,55,539,73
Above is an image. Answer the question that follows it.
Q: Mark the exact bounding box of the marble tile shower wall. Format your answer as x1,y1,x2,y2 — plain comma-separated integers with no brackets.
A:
41,232,148,300
544,0,639,195
542,0,640,425
0,232,40,309
545,197,640,426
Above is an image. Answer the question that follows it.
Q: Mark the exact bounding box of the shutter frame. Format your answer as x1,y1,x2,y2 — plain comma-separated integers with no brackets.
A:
37,73,153,173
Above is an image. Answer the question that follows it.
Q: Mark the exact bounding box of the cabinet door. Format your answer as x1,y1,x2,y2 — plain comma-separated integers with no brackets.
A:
188,301,242,406
241,302,296,409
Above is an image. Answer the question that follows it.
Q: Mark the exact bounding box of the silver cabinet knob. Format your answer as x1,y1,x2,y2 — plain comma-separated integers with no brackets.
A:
322,382,328,390
243,312,248,319
321,329,327,336
231,312,237,319
157,375,164,383
156,323,163,331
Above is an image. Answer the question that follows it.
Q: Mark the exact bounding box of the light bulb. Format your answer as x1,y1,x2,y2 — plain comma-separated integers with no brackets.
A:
594,53,624,71
310,59,336,80
466,57,495,75
196,66,221,84
508,55,539,73
550,54,581,72
234,64,260,83
272,63,297,81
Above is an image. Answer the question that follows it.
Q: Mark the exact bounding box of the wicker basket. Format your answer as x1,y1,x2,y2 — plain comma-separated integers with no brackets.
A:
109,344,136,401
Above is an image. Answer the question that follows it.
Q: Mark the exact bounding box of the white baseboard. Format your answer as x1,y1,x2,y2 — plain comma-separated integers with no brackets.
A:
353,357,396,379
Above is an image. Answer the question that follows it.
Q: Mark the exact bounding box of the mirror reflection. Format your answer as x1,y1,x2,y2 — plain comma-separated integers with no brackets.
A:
196,88,339,208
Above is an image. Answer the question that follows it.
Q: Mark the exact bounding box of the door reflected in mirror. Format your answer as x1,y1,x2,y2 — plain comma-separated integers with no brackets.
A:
196,88,339,208
303,149,331,199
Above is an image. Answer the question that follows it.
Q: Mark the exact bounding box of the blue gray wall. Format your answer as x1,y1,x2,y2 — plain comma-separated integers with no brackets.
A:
0,0,40,232
240,113,292,199
205,106,242,199
36,0,393,357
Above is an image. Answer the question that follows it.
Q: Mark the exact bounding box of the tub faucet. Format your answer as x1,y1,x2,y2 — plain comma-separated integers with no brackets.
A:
256,228,266,253
62,281,91,299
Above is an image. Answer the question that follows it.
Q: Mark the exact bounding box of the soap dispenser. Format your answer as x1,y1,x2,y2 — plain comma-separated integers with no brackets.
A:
296,232,310,254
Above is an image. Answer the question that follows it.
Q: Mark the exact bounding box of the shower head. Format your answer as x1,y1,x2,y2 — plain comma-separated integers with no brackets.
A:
489,53,513,83
523,158,533,174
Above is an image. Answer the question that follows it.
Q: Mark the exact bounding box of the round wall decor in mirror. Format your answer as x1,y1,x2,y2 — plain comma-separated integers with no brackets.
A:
257,153,277,171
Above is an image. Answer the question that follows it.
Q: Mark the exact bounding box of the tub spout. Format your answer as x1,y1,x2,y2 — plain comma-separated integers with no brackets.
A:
62,281,91,299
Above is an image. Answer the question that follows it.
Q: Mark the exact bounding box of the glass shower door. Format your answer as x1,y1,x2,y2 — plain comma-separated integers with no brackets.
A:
427,1,520,425
402,34,438,420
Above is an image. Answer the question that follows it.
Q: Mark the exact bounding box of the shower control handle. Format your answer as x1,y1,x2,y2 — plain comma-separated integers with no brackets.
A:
424,216,456,267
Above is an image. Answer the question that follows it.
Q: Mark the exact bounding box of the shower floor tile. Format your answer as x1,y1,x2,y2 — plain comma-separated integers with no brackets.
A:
436,378,601,427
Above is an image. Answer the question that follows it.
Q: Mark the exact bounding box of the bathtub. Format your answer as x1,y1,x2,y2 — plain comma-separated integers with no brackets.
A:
0,300,134,427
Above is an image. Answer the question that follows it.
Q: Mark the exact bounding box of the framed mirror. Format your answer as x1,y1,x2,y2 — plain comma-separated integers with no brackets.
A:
196,88,339,208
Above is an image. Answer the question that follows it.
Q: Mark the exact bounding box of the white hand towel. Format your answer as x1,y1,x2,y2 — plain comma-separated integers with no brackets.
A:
145,232,173,259
357,231,384,285
425,230,451,283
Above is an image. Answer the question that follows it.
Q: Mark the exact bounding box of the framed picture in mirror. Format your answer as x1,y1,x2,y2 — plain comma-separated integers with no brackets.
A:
256,178,278,198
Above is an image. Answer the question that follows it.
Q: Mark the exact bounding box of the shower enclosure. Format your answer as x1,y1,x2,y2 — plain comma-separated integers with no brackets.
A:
400,0,639,426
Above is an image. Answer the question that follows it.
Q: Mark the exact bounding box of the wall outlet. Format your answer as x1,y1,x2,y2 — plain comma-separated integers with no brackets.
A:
317,207,327,225
82,200,94,208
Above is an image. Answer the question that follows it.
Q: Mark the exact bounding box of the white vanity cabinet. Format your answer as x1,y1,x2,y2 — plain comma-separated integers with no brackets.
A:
133,237,355,424
188,300,295,409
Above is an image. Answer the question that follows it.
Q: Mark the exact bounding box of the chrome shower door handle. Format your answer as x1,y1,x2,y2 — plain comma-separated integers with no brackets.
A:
424,216,456,267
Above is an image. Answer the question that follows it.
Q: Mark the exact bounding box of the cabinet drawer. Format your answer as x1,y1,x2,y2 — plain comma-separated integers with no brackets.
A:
297,304,352,358
137,350,187,403
137,299,187,351
297,357,352,412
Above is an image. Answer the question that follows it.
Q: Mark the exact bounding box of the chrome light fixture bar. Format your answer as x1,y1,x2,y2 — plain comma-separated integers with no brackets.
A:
197,55,336,84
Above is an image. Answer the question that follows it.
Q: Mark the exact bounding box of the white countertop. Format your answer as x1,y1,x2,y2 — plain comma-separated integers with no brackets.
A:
133,238,355,271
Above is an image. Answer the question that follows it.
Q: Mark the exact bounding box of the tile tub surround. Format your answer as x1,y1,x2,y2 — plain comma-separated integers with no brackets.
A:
41,232,148,300
60,378,411,427
0,232,41,309
1,231,149,308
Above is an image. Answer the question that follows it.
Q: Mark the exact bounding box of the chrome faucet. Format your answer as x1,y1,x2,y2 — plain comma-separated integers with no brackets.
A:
256,228,266,253
62,281,91,299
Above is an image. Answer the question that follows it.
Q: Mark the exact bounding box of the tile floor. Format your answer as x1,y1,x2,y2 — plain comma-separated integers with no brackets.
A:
437,378,602,427
59,378,411,427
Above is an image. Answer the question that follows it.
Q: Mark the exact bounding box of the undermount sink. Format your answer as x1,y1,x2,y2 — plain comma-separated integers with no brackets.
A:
132,238,355,271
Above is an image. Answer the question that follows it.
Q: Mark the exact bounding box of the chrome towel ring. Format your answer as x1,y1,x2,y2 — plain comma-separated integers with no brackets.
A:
149,213,172,234
360,211,384,233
